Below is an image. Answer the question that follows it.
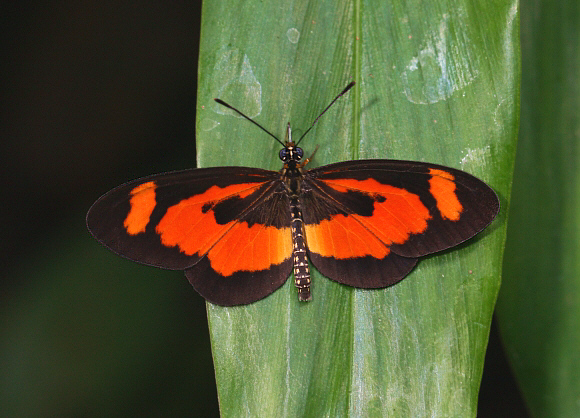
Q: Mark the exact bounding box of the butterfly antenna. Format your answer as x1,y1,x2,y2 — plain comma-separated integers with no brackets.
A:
295,81,356,146
214,98,285,146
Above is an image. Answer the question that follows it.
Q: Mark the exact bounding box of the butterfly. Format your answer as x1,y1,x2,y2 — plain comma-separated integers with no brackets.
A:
86,82,500,306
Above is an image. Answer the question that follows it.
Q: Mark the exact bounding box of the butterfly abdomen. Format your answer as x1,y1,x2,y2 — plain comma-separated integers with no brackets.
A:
290,197,311,301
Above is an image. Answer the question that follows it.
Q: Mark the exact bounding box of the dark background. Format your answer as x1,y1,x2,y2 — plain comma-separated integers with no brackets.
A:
0,2,527,416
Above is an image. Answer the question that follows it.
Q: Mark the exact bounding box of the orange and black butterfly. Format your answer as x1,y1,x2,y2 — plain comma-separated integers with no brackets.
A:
87,82,499,306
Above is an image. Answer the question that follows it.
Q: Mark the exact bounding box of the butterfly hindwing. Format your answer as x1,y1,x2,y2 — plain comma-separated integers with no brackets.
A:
87,166,293,305
301,159,499,288
185,176,293,305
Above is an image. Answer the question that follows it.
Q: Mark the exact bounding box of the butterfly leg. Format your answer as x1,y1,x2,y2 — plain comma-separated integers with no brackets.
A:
290,198,311,301
299,145,319,169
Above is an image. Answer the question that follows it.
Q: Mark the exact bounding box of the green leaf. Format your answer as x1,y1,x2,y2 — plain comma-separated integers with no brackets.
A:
496,0,580,415
196,0,518,416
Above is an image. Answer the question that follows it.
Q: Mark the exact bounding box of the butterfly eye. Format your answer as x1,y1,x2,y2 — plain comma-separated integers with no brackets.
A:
294,147,304,160
279,148,289,161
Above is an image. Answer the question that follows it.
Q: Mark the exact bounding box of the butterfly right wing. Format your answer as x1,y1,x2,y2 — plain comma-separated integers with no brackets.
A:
301,159,499,289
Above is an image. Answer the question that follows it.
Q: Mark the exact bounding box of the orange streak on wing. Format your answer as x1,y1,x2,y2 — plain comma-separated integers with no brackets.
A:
124,181,157,235
305,214,389,259
155,183,263,256
208,223,292,276
306,178,432,258
428,169,463,221
359,185,430,245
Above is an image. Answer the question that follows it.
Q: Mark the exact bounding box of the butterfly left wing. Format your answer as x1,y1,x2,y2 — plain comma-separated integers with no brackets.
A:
301,159,500,288
87,167,294,305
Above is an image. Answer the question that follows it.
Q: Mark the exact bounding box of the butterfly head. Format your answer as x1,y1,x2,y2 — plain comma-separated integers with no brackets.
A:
279,123,304,168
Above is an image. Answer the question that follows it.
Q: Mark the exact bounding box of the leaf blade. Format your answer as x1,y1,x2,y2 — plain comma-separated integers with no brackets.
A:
196,0,519,416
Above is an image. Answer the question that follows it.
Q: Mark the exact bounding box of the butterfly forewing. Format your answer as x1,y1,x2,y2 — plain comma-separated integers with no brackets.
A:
86,166,286,270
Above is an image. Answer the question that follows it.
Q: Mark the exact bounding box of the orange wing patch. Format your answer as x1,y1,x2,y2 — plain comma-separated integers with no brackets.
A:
156,183,261,256
305,213,389,259
428,169,463,221
306,178,431,259
207,222,291,276
124,181,157,235
155,182,291,276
